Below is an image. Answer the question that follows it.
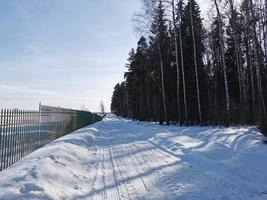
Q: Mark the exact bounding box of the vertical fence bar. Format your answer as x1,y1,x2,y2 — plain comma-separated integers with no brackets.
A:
12,109,16,165
29,111,33,153
37,103,41,148
10,109,14,166
20,110,23,158
19,110,23,159
22,110,25,157
14,110,18,164
14,110,18,163
0,110,3,171
1,109,5,169
20,111,23,158
4,109,8,168
8,109,12,166
27,111,30,154
4,109,9,169
26,111,30,155
57,107,60,139
10,109,14,165
1,109,6,170
13,110,16,164
7,109,11,168
9,109,13,166
6,109,10,167
15,110,19,163
26,111,29,155
27,111,30,155
28,111,31,153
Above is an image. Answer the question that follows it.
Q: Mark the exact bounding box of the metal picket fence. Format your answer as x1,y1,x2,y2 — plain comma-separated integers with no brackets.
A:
0,104,102,171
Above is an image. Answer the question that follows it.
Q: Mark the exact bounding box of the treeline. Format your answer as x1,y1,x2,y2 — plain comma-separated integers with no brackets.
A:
111,0,267,126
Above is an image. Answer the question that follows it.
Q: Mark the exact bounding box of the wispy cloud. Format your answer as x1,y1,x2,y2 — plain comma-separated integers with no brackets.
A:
0,0,141,111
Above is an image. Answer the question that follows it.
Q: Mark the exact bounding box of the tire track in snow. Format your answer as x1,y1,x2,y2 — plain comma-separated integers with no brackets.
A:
86,146,101,199
131,142,182,198
112,144,149,199
89,147,99,189
91,146,107,200
127,144,150,194
130,142,165,192
108,146,121,200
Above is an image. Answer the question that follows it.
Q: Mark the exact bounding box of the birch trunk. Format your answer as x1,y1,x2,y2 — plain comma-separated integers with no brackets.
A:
228,0,244,123
249,0,266,117
263,1,267,69
244,0,256,122
189,0,202,123
172,0,181,123
158,44,168,124
214,0,230,124
177,0,188,123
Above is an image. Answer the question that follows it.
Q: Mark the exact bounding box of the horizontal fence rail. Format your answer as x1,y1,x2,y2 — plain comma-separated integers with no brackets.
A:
0,104,102,171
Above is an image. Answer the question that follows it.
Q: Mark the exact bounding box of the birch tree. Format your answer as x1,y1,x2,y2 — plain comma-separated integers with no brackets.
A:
249,0,266,118
213,0,231,124
177,0,188,123
189,0,202,123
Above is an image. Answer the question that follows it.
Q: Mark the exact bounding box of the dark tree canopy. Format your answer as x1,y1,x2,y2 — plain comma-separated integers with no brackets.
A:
111,0,267,130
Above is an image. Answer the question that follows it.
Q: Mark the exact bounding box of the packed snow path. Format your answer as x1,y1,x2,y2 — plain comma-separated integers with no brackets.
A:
0,116,267,200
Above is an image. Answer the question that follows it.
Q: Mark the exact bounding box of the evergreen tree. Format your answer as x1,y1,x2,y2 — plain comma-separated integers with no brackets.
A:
111,0,267,131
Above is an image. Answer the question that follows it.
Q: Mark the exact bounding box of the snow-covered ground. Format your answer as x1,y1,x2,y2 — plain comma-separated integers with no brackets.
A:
0,115,267,200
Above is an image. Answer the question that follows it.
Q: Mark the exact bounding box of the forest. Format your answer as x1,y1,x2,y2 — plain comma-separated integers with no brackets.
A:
111,0,267,130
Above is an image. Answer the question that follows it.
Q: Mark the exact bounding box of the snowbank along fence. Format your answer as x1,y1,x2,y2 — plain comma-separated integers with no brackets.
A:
0,104,102,171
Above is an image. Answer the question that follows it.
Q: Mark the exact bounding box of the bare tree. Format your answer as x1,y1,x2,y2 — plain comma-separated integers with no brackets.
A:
171,0,181,123
227,0,244,123
80,104,88,111
213,0,231,124
100,101,105,114
190,0,202,123
249,0,266,117
177,0,188,123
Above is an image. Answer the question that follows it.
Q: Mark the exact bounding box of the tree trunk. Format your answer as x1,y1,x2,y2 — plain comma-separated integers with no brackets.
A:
228,0,244,123
249,0,266,118
244,0,256,122
140,82,143,120
158,44,168,124
177,0,188,123
190,0,202,124
214,0,230,125
172,0,181,124
265,0,267,68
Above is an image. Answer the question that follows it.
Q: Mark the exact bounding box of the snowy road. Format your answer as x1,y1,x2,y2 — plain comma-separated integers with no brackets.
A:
0,116,267,200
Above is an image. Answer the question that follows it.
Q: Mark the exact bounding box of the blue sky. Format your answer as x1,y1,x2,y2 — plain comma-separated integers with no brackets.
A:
0,0,208,112
0,0,142,112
